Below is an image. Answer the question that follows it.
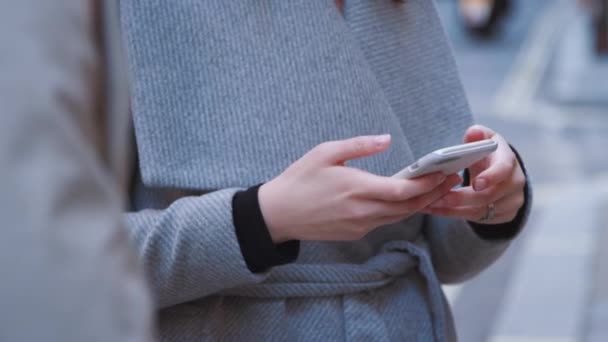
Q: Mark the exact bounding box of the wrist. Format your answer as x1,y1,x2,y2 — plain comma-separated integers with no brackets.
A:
258,181,291,244
232,185,300,273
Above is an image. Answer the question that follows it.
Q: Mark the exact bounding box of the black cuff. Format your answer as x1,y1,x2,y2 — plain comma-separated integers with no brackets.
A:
232,184,300,273
465,145,531,240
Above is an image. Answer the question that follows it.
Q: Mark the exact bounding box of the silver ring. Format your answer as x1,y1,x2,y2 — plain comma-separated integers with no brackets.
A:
480,203,495,222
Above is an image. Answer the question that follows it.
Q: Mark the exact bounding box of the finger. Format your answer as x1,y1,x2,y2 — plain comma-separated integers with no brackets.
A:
431,169,526,208
373,175,463,224
464,124,496,143
467,155,491,180
422,203,485,221
463,125,498,180
356,171,447,202
428,183,504,208
354,175,461,218
404,174,463,210
422,190,524,224
372,174,463,217
471,138,515,192
309,135,391,165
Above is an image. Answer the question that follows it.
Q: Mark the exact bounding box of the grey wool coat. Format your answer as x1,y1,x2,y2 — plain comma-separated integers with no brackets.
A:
120,0,531,341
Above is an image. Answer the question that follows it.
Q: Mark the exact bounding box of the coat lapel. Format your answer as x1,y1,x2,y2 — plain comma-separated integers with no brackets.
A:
120,0,471,190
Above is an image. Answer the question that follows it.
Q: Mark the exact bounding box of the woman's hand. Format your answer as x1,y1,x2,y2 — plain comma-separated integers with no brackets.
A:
258,135,463,243
422,125,526,225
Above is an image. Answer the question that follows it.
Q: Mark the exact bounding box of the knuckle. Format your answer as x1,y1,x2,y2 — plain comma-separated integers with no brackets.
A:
336,179,355,195
387,184,407,201
507,157,517,169
344,204,368,220
307,146,324,161
496,161,513,173
395,186,410,201
515,173,527,189
313,142,332,158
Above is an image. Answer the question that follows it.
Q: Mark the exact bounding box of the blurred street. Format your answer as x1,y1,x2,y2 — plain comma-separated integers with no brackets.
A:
437,0,608,341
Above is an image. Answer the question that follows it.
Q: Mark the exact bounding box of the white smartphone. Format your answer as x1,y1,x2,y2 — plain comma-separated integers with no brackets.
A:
392,139,498,179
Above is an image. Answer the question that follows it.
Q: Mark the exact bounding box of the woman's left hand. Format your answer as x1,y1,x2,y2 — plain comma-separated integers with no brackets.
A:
422,125,526,225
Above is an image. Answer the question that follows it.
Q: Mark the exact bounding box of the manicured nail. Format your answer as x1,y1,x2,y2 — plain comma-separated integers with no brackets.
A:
373,134,391,147
474,178,487,191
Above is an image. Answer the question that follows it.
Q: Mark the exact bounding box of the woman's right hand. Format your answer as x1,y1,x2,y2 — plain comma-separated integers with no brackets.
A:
258,135,462,243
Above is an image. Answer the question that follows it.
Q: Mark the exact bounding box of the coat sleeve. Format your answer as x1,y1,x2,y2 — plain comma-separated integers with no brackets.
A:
124,189,270,309
0,1,154,341
423,217,511,284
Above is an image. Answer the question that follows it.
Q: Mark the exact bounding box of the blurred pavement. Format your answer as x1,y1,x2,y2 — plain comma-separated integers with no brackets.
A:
437,0,608,341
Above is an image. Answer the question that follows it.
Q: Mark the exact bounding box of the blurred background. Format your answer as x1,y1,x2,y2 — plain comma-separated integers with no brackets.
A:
437,0,608,341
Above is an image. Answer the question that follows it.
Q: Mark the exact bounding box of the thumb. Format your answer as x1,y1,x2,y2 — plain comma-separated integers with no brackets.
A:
464,125,496,179
311,134,391,165
464,124,495,143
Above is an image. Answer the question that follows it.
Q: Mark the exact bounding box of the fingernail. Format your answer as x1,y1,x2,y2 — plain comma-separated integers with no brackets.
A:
474,178,487,191
373,134,391,147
